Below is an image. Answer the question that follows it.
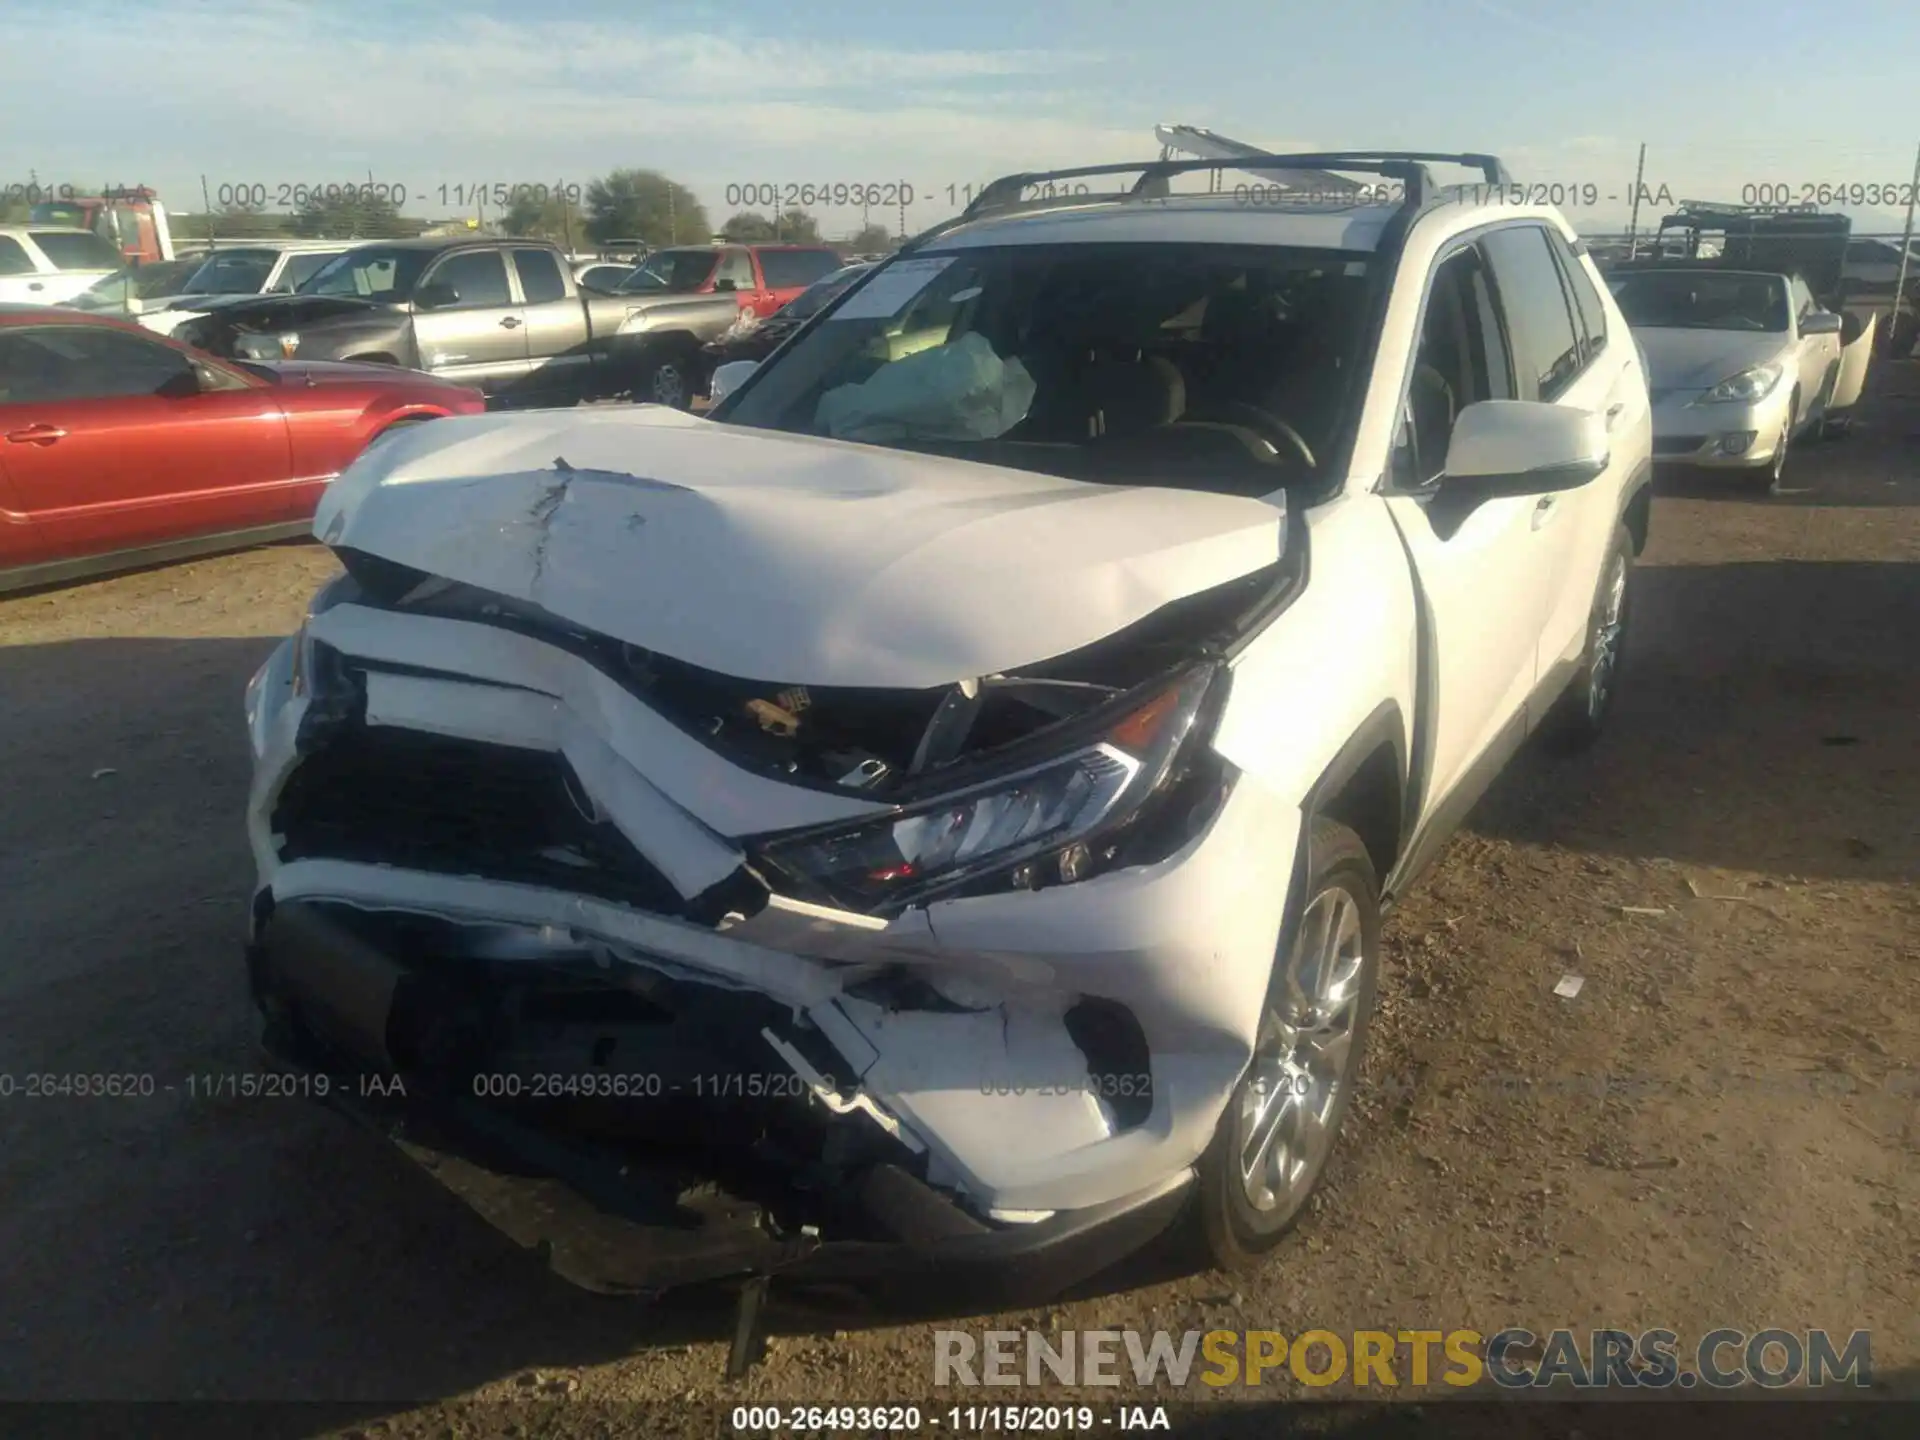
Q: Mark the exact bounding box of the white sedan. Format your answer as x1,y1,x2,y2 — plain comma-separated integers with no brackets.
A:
1609,265,1865,489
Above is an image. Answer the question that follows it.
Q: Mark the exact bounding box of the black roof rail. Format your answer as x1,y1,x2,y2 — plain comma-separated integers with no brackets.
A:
960,150,1511,222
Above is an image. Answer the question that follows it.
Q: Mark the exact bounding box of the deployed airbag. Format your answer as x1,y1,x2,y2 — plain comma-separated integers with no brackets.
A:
816,333,1036,443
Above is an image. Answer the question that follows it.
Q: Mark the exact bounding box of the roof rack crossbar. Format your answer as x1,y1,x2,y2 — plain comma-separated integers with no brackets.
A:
961,151,1510,223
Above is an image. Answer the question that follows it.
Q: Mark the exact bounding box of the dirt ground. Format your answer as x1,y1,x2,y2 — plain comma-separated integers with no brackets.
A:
1,370,1915,1435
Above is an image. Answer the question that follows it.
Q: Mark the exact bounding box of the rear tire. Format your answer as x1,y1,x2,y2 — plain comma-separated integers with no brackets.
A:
1192,817,1381,1271
635,349,697,410
1542,522,1633,755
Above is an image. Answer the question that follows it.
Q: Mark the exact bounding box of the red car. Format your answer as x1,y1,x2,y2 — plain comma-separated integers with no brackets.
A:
0,305,485,592
607,244,843,323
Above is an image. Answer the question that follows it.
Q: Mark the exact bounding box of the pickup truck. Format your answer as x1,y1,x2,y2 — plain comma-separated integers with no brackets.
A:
242,151,1654,1317
171,238,740,409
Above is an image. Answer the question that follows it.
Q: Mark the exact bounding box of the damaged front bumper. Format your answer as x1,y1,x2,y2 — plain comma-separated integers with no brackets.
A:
242,585,1301,1296
249,899,1191,1302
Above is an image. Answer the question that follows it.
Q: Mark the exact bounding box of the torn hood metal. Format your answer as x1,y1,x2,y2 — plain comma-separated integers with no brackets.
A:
314,407,1286,688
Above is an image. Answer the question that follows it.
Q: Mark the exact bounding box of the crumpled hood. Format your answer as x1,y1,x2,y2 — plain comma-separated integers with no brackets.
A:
1637,327,1792,392
314,407,1286,688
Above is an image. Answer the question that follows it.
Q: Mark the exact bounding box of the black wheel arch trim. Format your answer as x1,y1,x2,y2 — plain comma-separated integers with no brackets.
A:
1279,698,1407,963
1619,455,1653,553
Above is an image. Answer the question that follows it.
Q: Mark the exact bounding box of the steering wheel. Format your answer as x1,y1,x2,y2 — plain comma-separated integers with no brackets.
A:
1191,401,1317,469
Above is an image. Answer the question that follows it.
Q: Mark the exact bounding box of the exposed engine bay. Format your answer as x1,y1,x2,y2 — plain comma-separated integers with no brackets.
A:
328,542,1286,800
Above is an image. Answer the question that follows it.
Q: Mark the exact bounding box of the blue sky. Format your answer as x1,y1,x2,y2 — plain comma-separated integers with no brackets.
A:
7,0,1920,235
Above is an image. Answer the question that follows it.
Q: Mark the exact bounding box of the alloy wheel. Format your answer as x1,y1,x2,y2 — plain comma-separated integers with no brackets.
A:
650,362,688,409
1234,883,1368,1214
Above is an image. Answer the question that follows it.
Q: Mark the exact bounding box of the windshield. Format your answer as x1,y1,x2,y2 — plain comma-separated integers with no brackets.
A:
721,241,1373,495
615,248,717,293
180,249,279,295
277,251,339,291
28,229,124,271
296,246,433,299
65,258,202,308
28,202,89,228
782,265,874,320
1610,270,1789,331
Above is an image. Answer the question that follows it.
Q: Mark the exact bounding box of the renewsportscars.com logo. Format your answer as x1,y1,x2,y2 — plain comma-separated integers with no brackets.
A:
933,1328,1874,1390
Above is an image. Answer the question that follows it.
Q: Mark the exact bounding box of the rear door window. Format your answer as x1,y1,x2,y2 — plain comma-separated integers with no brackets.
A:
0,237,34,276
1480,225,1583,402
758,248,842,289
510,248,568,304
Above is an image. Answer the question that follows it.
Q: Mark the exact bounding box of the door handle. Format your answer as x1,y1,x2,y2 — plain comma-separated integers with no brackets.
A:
1605,402,1625,431
499,316,522,329
1531,494,1559,529
27,282,44,292
6,424,66,445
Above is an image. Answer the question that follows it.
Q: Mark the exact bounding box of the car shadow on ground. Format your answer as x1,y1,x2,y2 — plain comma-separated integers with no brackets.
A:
1471,557,1920,885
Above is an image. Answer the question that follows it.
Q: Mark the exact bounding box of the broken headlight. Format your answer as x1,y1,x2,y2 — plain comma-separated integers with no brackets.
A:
288,574,359,699
753,663,1230,912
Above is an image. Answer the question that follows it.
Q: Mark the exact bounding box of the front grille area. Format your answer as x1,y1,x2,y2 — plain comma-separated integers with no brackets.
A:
1653,435,1705,455
273,722,691,914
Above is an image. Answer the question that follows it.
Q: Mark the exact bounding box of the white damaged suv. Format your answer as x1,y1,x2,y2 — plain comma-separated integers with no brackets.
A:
244,152,1651,1303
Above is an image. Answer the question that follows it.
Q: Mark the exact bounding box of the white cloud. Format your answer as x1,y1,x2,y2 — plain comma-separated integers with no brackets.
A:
4,0,1169,226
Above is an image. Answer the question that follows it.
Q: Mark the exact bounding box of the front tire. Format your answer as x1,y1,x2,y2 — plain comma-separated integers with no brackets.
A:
1542,522,1633,754
1193,817,1381,1270
1760,403,1794,494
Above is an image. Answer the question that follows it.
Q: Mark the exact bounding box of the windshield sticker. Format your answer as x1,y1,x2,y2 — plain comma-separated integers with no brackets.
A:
830,256,955,320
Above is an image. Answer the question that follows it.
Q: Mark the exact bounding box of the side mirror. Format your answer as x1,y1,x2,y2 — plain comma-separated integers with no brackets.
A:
708,359,759,405
155,367,202,399
413,282,459,309
1437,400,1608,501
1799,310,1842,336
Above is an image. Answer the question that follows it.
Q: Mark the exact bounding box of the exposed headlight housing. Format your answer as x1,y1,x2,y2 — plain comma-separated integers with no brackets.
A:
1695,361,1783,404
752,663,1233,915
287,575,357,700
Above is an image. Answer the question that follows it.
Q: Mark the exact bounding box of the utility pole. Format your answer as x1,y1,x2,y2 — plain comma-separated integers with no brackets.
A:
1890,139,1920,356
201,173,218,249
1624,143,1648,259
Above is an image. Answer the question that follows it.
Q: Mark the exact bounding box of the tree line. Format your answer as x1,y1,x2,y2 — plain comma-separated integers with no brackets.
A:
164,168,899,253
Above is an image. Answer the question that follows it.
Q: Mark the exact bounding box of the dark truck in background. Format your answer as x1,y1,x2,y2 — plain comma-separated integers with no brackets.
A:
169,238,748,409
